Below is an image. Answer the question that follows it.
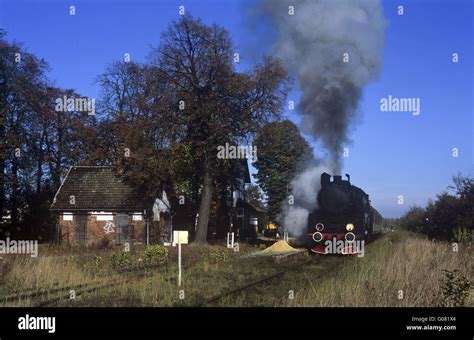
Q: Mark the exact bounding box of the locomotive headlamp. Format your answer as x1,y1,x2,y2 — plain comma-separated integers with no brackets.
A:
346,223,354,231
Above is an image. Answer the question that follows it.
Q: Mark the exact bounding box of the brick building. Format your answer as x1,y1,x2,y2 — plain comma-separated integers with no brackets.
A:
50,166,151,246
51,163,261,245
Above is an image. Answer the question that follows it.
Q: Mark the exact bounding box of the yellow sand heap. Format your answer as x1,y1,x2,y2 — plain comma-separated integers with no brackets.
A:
262,240,296,253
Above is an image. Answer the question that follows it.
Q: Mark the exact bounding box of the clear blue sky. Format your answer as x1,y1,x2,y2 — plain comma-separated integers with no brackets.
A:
0,0,472,217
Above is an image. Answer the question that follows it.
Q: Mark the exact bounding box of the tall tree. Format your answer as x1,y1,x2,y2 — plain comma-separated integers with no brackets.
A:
0,34,49,230
97,16,289,243
253,120,312,223
149,16,289,243
0,32,96,238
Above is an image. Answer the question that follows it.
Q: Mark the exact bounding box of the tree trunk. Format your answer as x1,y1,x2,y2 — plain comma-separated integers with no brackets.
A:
0,96,6,228
11,155,18,227
36,125,46,194
194,157,213,243
52,111,63,190
0,113,5,225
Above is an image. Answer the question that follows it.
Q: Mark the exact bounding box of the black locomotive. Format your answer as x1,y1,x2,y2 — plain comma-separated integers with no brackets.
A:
307,172,379,254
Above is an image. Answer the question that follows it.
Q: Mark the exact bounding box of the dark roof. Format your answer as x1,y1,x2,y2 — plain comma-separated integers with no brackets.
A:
241,159,251,184
233,159,251,184
51,166,148,211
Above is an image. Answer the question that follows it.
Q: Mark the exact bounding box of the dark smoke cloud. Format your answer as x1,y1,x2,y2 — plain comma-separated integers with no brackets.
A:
246,0,387,235
250,0,387,172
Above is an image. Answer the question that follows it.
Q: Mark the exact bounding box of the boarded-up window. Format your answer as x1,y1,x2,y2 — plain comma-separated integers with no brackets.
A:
115,214,129,245
132,213,142,221
62,213,73,221
75,215,88,243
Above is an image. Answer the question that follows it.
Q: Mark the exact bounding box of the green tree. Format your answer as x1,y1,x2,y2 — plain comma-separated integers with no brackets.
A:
253,120,312,222
399,206,426,234
245,183,266,211
400,174,473,241
450,174,474,241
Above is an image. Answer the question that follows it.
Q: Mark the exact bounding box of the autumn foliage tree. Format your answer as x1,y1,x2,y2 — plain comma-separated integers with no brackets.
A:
152,16,289,243
0,31,97,239
97,16,289,243
1,16,290,244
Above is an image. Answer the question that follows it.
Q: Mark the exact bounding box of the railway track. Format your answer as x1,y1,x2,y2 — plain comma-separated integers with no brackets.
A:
193,253,351,307
1,280,105,303
193,257,316,307
35,278,129,307
2,251,349,307
1,257,202,307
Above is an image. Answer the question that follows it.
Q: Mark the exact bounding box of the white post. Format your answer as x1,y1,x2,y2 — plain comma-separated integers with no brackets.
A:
227,232,235,249
178,240,182,287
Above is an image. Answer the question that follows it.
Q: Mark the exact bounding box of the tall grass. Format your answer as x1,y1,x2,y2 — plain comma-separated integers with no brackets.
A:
0,230,471,307
286,230,473,307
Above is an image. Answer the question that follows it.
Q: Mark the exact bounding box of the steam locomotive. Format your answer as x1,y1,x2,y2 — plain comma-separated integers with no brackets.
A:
307,172,381,254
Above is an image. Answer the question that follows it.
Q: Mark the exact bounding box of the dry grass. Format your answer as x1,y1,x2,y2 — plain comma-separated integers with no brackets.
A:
0,230,471,307
286,230,473,307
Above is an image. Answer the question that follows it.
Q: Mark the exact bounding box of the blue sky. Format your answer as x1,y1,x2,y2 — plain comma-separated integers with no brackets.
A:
0,0,472,217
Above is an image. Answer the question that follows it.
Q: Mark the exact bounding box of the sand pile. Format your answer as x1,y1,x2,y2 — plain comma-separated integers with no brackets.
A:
262,240,296,253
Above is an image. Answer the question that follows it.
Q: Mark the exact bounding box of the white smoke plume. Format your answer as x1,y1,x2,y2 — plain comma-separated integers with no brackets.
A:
250,0,387,235
282,162,331,236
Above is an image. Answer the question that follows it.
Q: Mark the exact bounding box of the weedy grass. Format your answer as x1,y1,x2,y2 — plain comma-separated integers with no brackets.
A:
0,230,471,307
286,230,473,307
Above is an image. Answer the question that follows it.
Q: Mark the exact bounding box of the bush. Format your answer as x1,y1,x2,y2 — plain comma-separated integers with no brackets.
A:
453,227,473,243
143,246,169,265
110,250,132,271
399,206,426,234
399,175,474,241
208,248,230,262
438,269,471,307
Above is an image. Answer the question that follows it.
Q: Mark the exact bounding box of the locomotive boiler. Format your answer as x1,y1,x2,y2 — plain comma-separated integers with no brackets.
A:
307,172,380,254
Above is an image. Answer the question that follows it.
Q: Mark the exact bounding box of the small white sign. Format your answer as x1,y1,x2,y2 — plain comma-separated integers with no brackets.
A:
173,230,189,245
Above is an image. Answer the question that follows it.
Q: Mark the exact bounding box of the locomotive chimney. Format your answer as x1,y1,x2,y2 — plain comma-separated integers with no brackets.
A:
321,172,331,188
333,175,342,182
345,173,351,183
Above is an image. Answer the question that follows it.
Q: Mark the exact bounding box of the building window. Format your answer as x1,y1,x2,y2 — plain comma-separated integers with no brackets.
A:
132,213,143,221
92,212,114,221
62,213,73,221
